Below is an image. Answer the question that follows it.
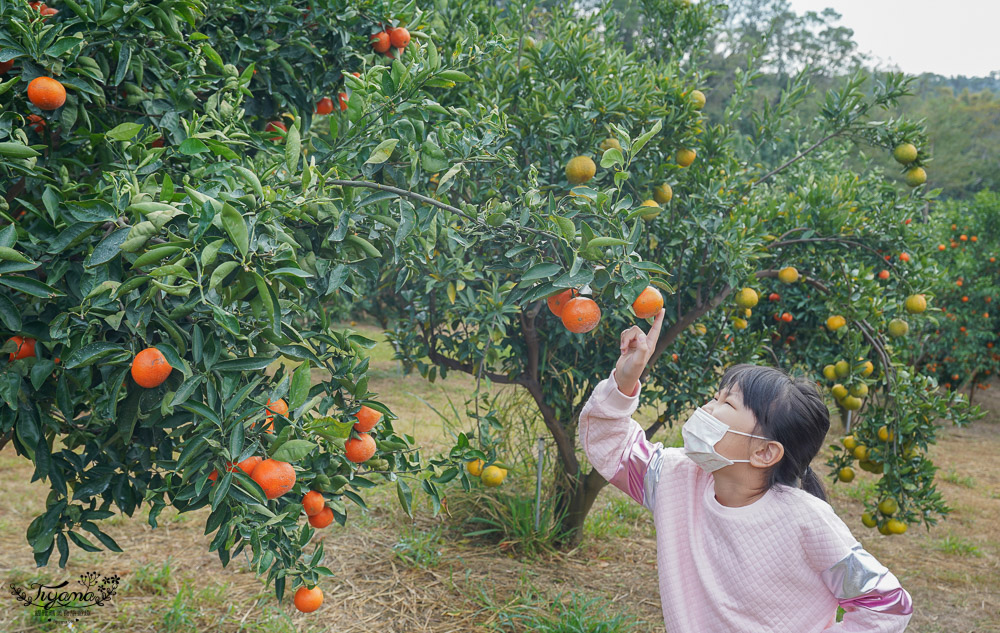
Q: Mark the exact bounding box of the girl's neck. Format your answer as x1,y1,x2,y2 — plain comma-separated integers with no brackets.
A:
712,470,768,507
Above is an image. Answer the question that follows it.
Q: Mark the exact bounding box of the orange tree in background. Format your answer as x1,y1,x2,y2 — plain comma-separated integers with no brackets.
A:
0,0,509,605
369,0,974,543
914,190,1000,397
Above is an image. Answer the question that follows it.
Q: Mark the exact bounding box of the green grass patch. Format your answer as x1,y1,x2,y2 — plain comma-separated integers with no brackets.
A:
941,469,976,488
930,534,982,557
392,526,444,569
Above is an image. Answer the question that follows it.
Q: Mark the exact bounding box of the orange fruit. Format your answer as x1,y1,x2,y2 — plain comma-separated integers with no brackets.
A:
27,114,45,133
7,336,36,361
131,347,172,388
878,270,889,280
0,59,15,74
264,398,288,433
561,297,601,333
675,148,696,167
370,31,391,53
265,120,286,141
546,288,579,317
308,506,334,528
293,586,324,613
353,405,382,432
315,97,334,115
231,455,263,476
345,433,377,463
632,286,663,319
899,252,910,262
251,459,296,499
302,490,326,517
389,26,410,48
208,469,219,482
27,76,66,110
338,92,348,111
39,6,58,16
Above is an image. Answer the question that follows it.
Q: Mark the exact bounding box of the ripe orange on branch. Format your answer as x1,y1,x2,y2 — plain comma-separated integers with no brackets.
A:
546,288,579,317
315,97,334,115
389,26,410,48
264,398,288,433
302,490,326,517
7,336,36,361
352,405,382,432
251,459,296,499
294,586,324,613
345,433,376,463
131,348,172,388
632,286,663,319
565,155,596,185
370,31,391,53
27,76,66,110
308,506,334,528
561,297,601,333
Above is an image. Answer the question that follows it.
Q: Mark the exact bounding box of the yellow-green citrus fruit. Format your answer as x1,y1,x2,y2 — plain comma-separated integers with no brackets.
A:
888,319,909,338
834,360,850,378
877,426,890,442
481,465,506,487
599,138,622,152
675,148,696,167
691,323,708,336
653,183,673,204
826,315,847,331
859,459,882,474
905,294,927,314
831,384,848,400
735,287,759,309
878,498,898,516
838,467,855,483
861,512,878,528
893,143,918,164
842,396,863,411
861,361,874,377
466,459,484,476
778,266,799,283
878,522,892,535
850,383,869,398
842,435,857,450
852,444,868,460
733,317,748,330
823,365,838,381
566,156,597,185
904,167,927,187
689,89,706,110
639,199,661,221
887,519,907,534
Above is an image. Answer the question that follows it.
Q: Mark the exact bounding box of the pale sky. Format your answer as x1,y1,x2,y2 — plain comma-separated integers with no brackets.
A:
785,0,1000,77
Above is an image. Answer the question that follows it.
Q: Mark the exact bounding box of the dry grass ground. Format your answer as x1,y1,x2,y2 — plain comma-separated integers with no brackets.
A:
1,321,997,632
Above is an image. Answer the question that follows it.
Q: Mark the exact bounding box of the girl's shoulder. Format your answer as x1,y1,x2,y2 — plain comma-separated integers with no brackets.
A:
772,484,858,547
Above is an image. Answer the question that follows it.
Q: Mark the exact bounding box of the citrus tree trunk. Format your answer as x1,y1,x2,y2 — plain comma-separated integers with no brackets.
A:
553,465,609,548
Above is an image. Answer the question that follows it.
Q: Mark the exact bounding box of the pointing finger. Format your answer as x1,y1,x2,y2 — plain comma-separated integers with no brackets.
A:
646,309,665,345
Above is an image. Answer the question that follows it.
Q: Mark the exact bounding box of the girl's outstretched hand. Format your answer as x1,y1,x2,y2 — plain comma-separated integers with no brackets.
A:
614,308,665,395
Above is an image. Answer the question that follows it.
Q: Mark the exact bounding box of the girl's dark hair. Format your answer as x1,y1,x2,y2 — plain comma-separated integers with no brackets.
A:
718,363,830,501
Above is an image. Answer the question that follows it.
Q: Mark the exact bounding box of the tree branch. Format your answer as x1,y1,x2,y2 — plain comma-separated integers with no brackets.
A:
751,131,839,187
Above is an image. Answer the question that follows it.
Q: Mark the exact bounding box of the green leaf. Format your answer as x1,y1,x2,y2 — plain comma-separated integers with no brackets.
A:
587,236,628,248
285,122,301,176
437,70,472,82
365,139,398,165
0,142,41,158
396,479,413,517
0,294,22,331
178,138,210,155
520,262,561,282
630,119,663,156
220,204,249,257
0,246,31,263
106,122,143,141
600,147,624,168
0,276,63,298
113,42,132,86
270,439,316,462
212,357,276,372
64,342,128,369
209,261,240,290
288,361,311,411
170,375,204,407
85,227,131,268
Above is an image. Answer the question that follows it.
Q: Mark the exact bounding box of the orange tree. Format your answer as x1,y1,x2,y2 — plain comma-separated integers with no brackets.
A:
370,0,974,543
0,0,508,603
915,190,1000,397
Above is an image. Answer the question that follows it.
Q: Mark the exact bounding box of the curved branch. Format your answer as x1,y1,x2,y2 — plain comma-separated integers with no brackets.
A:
751,131,839,187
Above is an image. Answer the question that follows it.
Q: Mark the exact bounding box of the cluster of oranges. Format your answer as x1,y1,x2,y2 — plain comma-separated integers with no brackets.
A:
466,459,507,487
545,285,663,334
369,24,411,58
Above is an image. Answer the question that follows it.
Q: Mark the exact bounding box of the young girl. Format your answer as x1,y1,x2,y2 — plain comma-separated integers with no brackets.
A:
579,309,913,632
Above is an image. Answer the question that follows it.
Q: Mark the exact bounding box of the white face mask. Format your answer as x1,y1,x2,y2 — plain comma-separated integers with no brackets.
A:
681,407,772,473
